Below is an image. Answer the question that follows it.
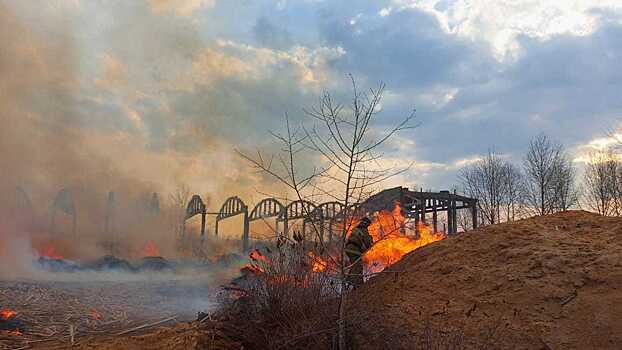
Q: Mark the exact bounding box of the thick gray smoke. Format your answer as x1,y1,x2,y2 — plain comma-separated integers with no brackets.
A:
0,1,295,278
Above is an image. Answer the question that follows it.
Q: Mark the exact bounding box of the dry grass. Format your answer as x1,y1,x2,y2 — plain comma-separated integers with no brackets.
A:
215,244,340,349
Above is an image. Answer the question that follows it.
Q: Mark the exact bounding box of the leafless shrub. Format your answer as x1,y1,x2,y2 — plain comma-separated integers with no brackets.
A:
220,244,339,349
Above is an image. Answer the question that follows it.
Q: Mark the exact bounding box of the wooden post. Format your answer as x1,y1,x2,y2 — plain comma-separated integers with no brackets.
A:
447,200,453,235
432,199,438,233
421,199,427,225
283,215,289,238
214,219,219,236
200,210,206,241
451,200,458,233
471,200,478,229
414,203,420,234
242,206,250,252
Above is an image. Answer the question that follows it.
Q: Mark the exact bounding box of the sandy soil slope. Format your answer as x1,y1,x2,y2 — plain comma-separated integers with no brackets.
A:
348,211,622,349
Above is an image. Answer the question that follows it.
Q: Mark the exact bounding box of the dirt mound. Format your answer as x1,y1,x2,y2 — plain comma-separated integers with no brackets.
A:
349,211,622,349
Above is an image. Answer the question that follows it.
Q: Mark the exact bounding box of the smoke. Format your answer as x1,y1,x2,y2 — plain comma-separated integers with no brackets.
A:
0,0,350,281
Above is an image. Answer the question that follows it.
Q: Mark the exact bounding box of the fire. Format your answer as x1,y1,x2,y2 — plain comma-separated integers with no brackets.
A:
89,308,103,320
249,249,270,265
142,240,160,257
0,309,17,320
307,251,328,272
36,245,63,260
241,263,265,274
8,329,22,336
359,203,446,274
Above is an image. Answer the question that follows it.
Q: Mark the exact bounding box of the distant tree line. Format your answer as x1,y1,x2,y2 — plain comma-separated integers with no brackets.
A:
457,133,580,226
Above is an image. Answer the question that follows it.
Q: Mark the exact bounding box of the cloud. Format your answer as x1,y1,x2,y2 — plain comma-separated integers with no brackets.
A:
4,0,622,204
148,0,215,16
253,17,294,50
318,5,496,90
391,0,622,59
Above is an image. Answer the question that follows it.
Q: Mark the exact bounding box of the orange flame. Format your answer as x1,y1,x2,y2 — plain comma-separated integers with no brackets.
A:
249,249,270,264
89,308,103,320
36,245,63,260
142,241,160,257
357,203,446,274
0,309,17,320
307,252,328,272
241,263,265,274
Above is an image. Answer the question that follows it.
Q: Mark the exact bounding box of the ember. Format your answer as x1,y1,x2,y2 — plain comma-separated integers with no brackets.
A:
35,245,63,260
249,249,270,265
142,240,160,257
241,263,265,275
0,309,17,320
90,308,103,320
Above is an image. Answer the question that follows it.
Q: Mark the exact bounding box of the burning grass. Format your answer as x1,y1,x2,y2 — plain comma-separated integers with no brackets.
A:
220,246,340,349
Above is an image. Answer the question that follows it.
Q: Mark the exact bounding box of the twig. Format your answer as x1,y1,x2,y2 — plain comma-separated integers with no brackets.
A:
115,315,177,336
560,290,577,306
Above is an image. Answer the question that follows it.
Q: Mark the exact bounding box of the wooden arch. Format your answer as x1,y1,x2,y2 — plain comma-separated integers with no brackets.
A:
183,195,207,239
215,196,249,251
249,198,284,221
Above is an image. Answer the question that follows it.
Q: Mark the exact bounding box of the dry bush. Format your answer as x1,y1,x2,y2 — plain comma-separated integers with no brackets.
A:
216,244,340,349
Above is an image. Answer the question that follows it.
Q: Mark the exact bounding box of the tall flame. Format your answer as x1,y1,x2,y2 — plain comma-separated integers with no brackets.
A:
361,203,446,274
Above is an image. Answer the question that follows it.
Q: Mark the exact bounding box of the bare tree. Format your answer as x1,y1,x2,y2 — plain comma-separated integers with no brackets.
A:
458,150,507,225
551,153,579,212
523,134,577,215
168,183,191,239
238,77,416,350
502,162,525,221
583,152,620,215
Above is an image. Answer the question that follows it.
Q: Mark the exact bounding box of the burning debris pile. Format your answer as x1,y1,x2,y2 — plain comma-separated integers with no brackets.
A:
347,211,622,349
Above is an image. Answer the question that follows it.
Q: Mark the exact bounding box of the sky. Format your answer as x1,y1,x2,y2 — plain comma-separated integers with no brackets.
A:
2,0,622,209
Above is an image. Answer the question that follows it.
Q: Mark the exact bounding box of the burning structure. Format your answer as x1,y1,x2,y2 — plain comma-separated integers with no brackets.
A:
206,186,477,251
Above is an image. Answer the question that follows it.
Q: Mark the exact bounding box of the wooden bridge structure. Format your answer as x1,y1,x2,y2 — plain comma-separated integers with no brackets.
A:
182,186,478,251
22,185,477,252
